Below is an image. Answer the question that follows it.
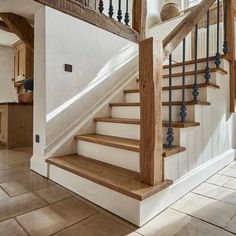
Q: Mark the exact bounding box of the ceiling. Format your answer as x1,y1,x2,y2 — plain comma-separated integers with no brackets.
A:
0,29,19,47
0,0,42,46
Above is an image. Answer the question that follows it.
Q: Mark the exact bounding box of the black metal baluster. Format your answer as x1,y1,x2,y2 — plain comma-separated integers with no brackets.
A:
205,10,211,84
109,0,114,18
99,0,104,13
124,0,129,26
215,0,221,67
117,0,122,22
167,54,174,148
180,38,187,122
223,0,229,54
193,24,199,102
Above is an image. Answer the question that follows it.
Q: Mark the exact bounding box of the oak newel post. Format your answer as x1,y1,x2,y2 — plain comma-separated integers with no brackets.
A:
139,38,164,186
224,0,235,112
132,0,147,40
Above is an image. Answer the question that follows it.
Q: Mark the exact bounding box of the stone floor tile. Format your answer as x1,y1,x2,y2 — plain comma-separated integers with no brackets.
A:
0,187,9,200
17,196,98,236
193,182,236,205
54,212,137,236
0,175,54,196
0,192,47,221
175,217,235,236
206,174,231,186
137,208,192,236
228,162,236,169
225,177,236,190
0,219,28,236
34,185,74,204
171,193,236,228
225,213,236,234
219,167,236,178
0,163,9,171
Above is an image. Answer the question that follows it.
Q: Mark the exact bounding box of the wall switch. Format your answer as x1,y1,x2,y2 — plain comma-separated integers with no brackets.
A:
64,64,72,72
35,135,40,143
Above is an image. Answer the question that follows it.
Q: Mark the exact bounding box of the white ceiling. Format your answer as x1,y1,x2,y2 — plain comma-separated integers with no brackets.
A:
0,0,42,46
0,29,19,47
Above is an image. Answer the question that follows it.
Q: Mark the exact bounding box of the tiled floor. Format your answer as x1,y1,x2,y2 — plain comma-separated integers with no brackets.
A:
0,146,236,236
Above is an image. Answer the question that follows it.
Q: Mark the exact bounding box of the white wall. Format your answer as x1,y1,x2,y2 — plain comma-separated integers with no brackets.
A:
0,45,17,102
31,6,138,175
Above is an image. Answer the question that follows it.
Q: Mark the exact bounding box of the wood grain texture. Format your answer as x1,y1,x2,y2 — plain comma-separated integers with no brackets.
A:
139,38,163,185
0,13,34,51
94,117,200,128
109,101,211,106
225,0,236,112
0,21,12,33
47,155,172,200
33,0,139,43
163,0,216,59
75,134,186,157
132,0,147,40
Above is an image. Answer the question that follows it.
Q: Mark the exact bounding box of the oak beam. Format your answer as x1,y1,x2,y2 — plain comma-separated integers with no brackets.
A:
139,37,163,186
132,0,147,40
33,0,139,43
0,21,12,33
0,13,34,51
163,0,216,59
225,0,235,112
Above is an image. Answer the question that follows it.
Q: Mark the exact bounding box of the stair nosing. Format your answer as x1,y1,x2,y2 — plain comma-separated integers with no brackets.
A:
94,117,200,128
46,154,173,201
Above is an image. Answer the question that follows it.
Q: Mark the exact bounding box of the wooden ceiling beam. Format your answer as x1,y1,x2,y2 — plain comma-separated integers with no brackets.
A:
0,13,34,51
0,20,12,33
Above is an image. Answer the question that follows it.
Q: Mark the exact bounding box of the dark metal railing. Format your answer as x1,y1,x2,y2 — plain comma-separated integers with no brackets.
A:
167,54,174,148
180,38,187,122
165,0,230,148
98,0,130,26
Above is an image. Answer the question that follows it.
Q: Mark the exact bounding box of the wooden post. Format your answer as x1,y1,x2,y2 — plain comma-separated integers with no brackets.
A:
225,0,235,112
139,37,163,186
132,0,147,40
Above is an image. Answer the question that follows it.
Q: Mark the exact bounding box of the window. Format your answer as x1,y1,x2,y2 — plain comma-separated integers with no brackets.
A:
185,0,202,9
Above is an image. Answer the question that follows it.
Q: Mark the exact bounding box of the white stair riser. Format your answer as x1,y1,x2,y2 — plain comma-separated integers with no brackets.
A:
111,105,196,121
111,106,140,119
77,140,139,172
96,121,181,146
96,122,140,140
125,88,208,103
163,60,227,74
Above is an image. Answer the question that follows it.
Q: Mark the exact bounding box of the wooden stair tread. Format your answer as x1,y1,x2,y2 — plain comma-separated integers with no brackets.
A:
110,101,210,107
163,55,228,69
75,134,186,157
136,68,227,82
162,67,227,79
94,117,200,128
46,154,173,201
124,83,219,93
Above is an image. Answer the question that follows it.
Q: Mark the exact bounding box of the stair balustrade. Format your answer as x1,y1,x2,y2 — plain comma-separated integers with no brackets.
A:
139,0,235,186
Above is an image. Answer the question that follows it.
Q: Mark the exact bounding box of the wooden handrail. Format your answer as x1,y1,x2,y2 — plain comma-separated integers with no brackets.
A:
163,0,216,59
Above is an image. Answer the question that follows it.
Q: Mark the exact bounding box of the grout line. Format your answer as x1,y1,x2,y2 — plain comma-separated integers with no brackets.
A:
170,207,236,235
14,217,31,236
50,211,100,235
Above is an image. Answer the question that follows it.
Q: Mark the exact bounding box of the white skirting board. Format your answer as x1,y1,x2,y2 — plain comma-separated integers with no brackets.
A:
48,148,235,226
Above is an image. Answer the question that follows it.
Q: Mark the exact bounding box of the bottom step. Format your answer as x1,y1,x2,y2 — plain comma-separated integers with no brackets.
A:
47,155,172,201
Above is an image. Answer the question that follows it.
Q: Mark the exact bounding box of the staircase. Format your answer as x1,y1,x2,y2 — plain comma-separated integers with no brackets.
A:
47,55,231,224
41,0,236,227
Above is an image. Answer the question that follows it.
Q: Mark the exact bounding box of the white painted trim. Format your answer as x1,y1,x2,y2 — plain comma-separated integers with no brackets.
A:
48,148,235,226
31,156,48,177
